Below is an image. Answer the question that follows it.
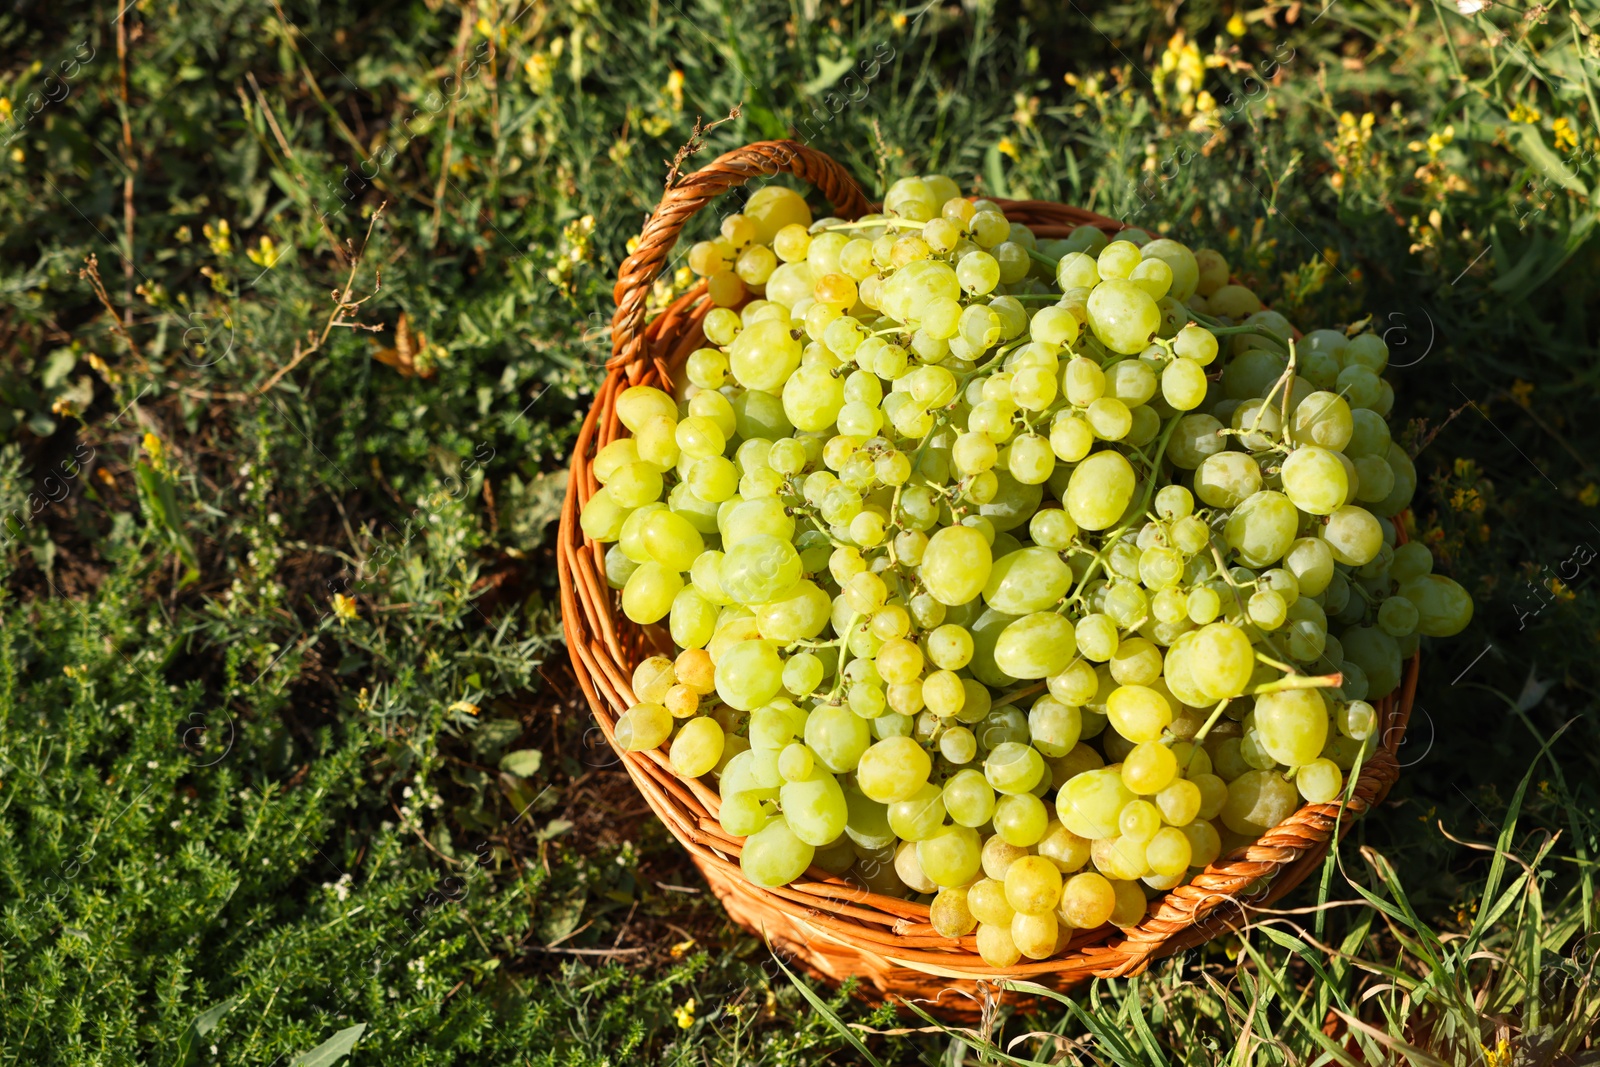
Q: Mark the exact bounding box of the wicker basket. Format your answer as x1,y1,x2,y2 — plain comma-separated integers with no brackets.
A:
556,140,1419,1015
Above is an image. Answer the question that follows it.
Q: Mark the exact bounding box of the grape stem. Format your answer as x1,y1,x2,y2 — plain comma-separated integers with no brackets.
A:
989,680,1048,711
1250,672,1343,695
826,610,863,701
1026,248,1061,270
1189,698,1233,749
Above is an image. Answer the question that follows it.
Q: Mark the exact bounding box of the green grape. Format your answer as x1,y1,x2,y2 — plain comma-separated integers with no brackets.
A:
670,717,725,778
1168,413,1227,469
994,792,1049,846
1057,766,1136,839
938,726,977,764
1105,684,1172,743
920,525,994,605
856,736,932,803
720,790,775,836
1161,356,1209,410
1280,446,1350,516
1141,239,1199,301
1087,280,1161,355
740,818,816,887
1122,742,1178,794
1085,397,1133,441
993,612,1078,679
1377,595,1419,637
1066,451,1136,531
615,702,672,752
640,509,704,572
779,769,849,845
887,783,948,842
1004,855,1064,916
670,586,718,649
1028,695,1083,757
984,741,1046,795
1144,827,1193,877
719,534,802,605
1397,574,1474,637
1118,799,1162,842
621,562,682,624
1321,504,1383,566
1075,613,1119,662
1283,537,1335,597
1220,769,1299,835
615,385,677,433
916,825,983,887
1097,240,1142,281
1296,757,1344,803
983,547,1072,615
1336,699,1377,740
713,639,784,711
778,742,815,783
1058,871,1116,928
1155,779,1202,825
1195,451,1263,509
1189,622,1255,701
1248,589,1288,629
942,767,997,827
1252,688,1329,766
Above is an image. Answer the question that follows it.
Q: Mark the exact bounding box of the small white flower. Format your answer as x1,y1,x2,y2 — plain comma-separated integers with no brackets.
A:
146,760,159,769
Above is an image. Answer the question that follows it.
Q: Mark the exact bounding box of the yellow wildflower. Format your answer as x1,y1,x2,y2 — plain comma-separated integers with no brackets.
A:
202,219,232,256
1553,117,1577,153
1579,483,1599,507
142,433,166,467
891,11,907,29
666,69,684,111
447,700,481,716
673,999,696,1029
669,938,697,957
1508,103,1541,124
332,593,359,625
246,235,281,269
523,53,552,94
1483,1039,1512,1067
0,97,11,120
1226,13,1246,36
996,136,1019,160
1510,379,1534,407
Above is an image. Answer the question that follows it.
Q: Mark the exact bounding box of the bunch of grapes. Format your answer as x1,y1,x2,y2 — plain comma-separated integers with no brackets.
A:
579,175,1474,967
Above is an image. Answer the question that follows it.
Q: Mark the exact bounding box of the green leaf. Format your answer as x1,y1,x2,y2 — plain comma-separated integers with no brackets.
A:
768,950,889,1067
803,55,856,96
1505,123,1587,196
498,749,543,777
291,1023,367,1067
471,718,523,756
173,996,239,1067
985,143,1011,199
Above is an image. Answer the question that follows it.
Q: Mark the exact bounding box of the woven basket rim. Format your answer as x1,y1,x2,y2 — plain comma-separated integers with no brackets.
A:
557,138,1418,1004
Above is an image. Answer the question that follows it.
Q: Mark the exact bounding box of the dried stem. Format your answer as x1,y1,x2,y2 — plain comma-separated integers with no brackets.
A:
79,254,143,363
664,106,743,190
256,203,389,396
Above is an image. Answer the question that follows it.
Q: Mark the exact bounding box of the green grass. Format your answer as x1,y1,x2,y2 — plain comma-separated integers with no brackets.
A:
2,0,1599,1063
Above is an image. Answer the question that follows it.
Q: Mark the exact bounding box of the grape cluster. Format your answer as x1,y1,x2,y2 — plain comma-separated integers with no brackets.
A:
580,175,1474,966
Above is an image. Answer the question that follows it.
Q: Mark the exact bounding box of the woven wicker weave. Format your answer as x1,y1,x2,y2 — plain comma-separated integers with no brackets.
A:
556,140,1419,1016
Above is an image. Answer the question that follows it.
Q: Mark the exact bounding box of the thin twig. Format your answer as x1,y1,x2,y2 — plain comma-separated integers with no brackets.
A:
429,3,477,249
256,203,389,396
664,105,743,189
79,255,143,363
114,0,137,320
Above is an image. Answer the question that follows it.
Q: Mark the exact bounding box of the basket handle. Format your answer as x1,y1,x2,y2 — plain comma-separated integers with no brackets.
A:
609,140,874,375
